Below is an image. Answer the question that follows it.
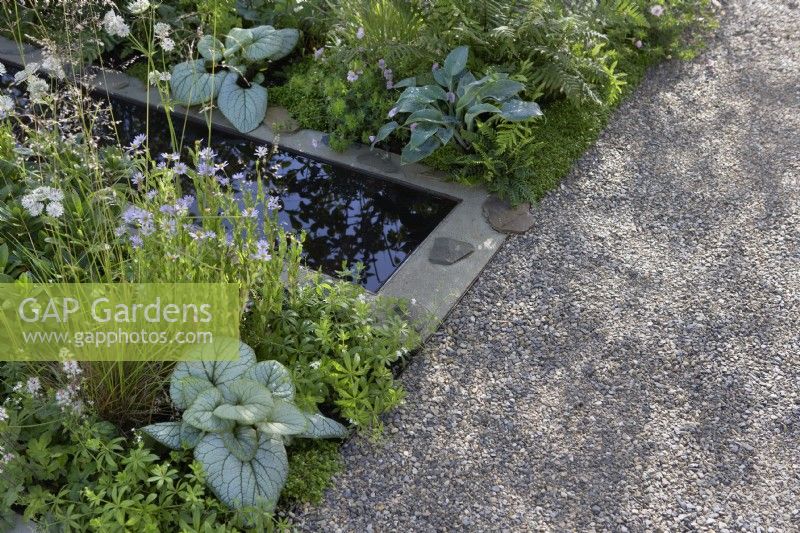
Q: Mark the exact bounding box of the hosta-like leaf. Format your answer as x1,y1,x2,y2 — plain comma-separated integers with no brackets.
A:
436,126,454,145
217,74,269,133
408,123,438,150
195,433,288,510
221,426,258,462
224,28,254,57
184,387,235,433
465,102,501,130
197,35,224,62
401,136,441,164
170,375,214,411
477,78,526,102
499,99,543,121
393,76,416,89
443,46,469,81
172,339,255,401
170,60,228,106
213,379,274,424
372,121,397,145
243,361,295,401
456,71,477,98
257,398,307,436
432,66,449,88
404,108,445,126
397,85,448,105
297,413,349,439
244,26,299,62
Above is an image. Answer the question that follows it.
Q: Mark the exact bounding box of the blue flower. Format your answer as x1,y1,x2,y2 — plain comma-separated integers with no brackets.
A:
251,239,272,261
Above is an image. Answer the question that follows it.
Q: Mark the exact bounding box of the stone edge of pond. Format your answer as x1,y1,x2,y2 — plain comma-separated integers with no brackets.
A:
0,37,507,330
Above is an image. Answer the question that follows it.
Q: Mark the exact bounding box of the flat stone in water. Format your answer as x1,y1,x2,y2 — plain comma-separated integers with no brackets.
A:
429,237,474,265
482,196,535,234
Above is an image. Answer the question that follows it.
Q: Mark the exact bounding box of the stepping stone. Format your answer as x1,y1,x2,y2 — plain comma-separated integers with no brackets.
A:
429,237,474,265
264,106,300,133
482,196,535,234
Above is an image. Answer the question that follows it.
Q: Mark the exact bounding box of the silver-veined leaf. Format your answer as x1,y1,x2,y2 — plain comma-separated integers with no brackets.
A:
170,60,228,106
213,379,274,424
257,398,307,436
217,74,268,133
243,361,295,401
221,426,259,462
195,433,287,510
244,26,299,61
197,35,224,62
172,339,255,402
224,28,254,58
170,375,214,411
184,387,235,433
297,413,349,439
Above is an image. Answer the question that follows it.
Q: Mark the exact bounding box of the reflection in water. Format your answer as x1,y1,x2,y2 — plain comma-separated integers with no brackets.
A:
110,101,456,291
1,66,456,290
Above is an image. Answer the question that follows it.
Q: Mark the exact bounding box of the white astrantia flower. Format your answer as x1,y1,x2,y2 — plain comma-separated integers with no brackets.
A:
42,53,65,80
154,22,171,39
102,10,130,38
21,187,65,218
160,38,175,52
14,62,39,84
26,75,49,104
127,0,150,15
0,95,13,118
0,62,6,76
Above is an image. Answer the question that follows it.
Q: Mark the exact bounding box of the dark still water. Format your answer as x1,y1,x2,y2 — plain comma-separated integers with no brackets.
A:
1,67,456,291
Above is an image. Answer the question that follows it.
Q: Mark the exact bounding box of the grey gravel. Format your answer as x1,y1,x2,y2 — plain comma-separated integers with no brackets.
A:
293,1,800,531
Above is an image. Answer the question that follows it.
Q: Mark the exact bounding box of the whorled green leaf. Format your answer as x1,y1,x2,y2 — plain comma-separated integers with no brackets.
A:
221,426,258,462
243,361,295,401
170,60,228,106
401,136,441,165
244,26,299,62
172,339,255,402
443,46,469,81
198,35,225,62
195,433,288,510
184,387,235,433
257,398,307,436
213,379,274,425
217,74,269,133
372,121,398,145
170,375,214,411
464,102,501,130
297,413,349,439
499,99,543,122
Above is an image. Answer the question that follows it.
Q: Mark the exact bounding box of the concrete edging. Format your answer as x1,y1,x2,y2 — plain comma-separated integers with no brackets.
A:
0,37,506,328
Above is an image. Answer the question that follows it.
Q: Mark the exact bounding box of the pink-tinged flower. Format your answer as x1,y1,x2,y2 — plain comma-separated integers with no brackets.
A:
369,135,376,143
314,47,324,60
635,40,643,48
446,91,456,103
432,63,440,71
383,68,393,81
650,4,664,16
377,59,386,69
356,27,365,39
410,123,418,131
388,107,398,118
346,70,359,82
386,80,394,89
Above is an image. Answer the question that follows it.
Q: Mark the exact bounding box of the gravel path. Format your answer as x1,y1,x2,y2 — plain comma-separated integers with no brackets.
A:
295,1,800,530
